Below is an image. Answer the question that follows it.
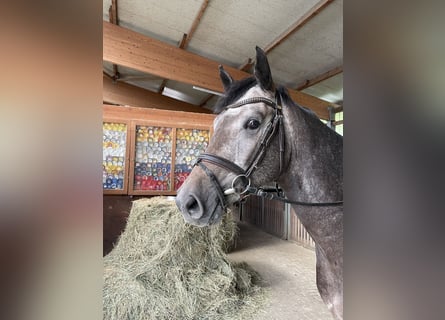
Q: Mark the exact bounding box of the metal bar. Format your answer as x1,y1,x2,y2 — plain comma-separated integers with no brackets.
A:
285,203,291,240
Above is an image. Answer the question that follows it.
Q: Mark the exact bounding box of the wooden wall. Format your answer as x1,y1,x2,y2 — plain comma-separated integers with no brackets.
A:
241,195,315,249
103,195,140,256
241,196,286,239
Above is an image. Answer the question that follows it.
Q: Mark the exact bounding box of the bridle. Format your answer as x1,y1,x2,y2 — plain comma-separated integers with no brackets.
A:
194,93,343,217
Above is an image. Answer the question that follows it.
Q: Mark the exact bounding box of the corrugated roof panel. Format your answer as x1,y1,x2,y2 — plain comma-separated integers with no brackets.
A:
103,0,204,46
302,73,343,104
267,0,343,87
102,0,343,107
187,0,321,67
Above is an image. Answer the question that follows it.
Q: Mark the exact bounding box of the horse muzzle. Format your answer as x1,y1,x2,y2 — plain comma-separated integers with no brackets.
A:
175,176,225,227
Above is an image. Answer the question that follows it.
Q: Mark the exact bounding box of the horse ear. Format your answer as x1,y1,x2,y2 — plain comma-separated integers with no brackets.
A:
254,46,275,91
219,65,233,92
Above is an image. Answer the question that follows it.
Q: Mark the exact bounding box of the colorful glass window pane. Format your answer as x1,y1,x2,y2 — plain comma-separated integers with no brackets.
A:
134,126,172,191
103,122,127,190
175,128,209,190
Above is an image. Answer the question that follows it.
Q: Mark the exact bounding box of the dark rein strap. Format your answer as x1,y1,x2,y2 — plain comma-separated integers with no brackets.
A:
254,187,343,207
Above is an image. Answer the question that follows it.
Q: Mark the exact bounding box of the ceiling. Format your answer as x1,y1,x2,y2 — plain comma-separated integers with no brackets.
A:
102,0,343,112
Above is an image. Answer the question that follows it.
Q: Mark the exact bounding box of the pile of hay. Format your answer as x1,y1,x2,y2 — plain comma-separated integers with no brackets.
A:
104,197,265,320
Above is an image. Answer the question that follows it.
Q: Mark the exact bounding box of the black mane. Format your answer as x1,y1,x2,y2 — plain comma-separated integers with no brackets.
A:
277,85,341,137
213,77,257,114
276,85,318,118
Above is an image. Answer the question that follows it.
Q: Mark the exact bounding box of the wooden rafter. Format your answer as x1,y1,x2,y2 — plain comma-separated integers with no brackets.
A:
108,0,120,80
109,0,118,24
182,0,209,50
333,104,343,113
238,58,253,72
103,21,331,119
104,21,248,92
178,33,188,49
199,94,214,108
296,66,343,90
157,34,188,94
157,80,169,94
158,1,209,94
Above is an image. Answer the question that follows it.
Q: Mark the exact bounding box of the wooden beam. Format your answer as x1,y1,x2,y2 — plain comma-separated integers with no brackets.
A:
103,104,215,128
103,21,330,119
182,0,209,49
333,104,343,113
159,33,186,94
109,0,118,24
333,120,343,126
104,21,253,93
199,94,214,107
238,58,253,72
103,75,211,114
264,0,334,53
158,0,209,94
296,66,343,90
178,33,188,49
109,0,120,80
157,78,169,94
158,33,187,93
158,33,188,94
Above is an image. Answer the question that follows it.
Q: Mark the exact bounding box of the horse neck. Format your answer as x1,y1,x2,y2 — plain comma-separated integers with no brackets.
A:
278,103,343,237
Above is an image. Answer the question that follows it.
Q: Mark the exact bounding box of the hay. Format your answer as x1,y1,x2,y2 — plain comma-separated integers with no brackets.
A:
104,197,266,320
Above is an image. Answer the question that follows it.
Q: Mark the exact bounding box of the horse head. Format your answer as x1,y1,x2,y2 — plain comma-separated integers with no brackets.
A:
176,47,286,226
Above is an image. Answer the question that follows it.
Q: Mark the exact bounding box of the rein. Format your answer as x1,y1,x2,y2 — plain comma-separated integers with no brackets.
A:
194,94,343,210
249,186,343,207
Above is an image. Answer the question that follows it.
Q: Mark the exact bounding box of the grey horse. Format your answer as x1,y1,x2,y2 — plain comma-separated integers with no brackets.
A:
176,47,343,319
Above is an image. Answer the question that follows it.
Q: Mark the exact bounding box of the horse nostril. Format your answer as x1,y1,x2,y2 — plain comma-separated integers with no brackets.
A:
185,194,204,219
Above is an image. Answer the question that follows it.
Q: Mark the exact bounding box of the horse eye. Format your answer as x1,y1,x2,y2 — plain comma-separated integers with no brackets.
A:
246,119,260,130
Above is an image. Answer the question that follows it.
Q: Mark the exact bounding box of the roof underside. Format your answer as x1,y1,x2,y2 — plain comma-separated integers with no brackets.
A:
103,0,343,111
